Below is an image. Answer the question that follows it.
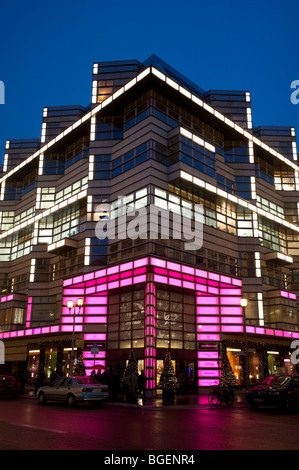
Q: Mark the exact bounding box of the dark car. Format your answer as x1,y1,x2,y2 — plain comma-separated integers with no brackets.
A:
247,374,299,410
0,375,20,398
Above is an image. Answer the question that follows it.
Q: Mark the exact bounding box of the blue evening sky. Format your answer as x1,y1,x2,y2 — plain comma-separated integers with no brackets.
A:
0,0,298,162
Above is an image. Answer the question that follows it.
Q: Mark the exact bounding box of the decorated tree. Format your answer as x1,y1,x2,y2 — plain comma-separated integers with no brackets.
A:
122,350,138,384
74,353,86,376
158,350,179,397
219,347,237,387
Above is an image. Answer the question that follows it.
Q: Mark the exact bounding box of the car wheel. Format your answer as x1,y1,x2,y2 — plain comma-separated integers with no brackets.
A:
67,394,76,407
38,392,47,405
250,402,258,410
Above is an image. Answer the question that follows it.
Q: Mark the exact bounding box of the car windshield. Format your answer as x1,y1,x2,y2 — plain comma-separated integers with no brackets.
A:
75,378,100,385
0,376,14,383
262,376,291,386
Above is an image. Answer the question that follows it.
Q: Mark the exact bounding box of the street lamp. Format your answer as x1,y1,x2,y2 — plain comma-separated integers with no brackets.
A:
240,298,250,390
67,298,84,376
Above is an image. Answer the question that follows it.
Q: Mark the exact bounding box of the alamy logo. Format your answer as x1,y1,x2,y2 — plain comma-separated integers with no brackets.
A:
0,340,4,364
290,340,299,365
290,80,299,105
0,81,4,105
95,197,204,251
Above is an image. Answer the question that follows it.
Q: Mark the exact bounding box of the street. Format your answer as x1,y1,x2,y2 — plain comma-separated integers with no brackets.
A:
0,396,298,451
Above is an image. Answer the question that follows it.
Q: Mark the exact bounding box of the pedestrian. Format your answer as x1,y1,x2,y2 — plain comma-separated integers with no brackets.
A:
138,370,147,402
127,371,138,403
50,369,57,383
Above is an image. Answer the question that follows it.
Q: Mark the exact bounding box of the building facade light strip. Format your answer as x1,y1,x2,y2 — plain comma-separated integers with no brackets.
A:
2,65,297,191
150,68,299,173
180,170,299,234
0,67,151,186
0,189,87,241
179,127,215,152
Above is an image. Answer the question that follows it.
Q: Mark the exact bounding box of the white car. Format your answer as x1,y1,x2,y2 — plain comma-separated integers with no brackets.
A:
37,376,109,406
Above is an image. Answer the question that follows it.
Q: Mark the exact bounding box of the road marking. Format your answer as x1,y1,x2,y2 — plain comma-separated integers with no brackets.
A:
9,423,66,434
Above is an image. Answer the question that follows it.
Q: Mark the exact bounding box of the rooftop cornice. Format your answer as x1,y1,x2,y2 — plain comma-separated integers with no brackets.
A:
1,65,298,187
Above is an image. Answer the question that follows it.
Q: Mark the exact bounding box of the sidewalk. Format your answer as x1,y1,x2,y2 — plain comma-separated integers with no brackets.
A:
19,388,248,410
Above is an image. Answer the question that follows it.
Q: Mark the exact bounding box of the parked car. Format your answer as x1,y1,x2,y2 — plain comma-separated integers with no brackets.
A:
37,376,109,406
0,375,20,398
247,374,299,410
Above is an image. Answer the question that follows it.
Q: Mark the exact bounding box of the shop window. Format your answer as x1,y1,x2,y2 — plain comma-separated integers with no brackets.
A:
27,350,40,384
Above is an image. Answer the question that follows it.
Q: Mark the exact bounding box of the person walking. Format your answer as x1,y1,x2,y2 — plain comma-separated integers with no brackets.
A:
138,370,147,402
127,371,138,403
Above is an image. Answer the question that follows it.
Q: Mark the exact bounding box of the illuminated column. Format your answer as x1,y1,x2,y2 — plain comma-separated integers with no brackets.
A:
90,116,96,141
196,288,221,388
0,181,6,201
84,238,91,265
3,154,8,172
144,277,157,395
257,292,264,326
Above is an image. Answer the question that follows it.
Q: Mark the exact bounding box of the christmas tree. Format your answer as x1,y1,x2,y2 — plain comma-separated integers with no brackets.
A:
122,350,138,384
219,347,237,387
74,353,86,376
158,350,179,390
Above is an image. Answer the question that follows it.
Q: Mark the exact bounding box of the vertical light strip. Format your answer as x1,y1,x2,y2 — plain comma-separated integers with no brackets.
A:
41,123,47,143
3,154,8,172
36,188,41,210
5,141,10,150
90,116,96,140
255,252,261,277
0,181,5,201
252,213,259,237
250,176,256,199
247,108,253,129
295,172,299,191
30,259,36,283
92,80,97,104
38,154,44,175
292,142,297,161
248,141,254,164
33,222,39,245
26,297,33,327
144,279,157,390
87,195,93,222
84,238,91,265
257,292,264,326
88,155,94,180
43,107,48,118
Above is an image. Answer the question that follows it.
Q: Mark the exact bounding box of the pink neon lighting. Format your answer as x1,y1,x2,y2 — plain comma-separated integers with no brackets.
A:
198,325,220,332
84,316,107,324
221,307,242,315
0,294,14,303
84,296,107,305
84,306,107,315
221,317,243,324
221,325,243,333
197,334,220,341
198,370,220,377
220,288,242,296
198,360,219,368
134,257,149,268
83,351,106,359
220,297,242,305
196,296,218,305
196,316,219,324
198,379,219,386
197,306,219,315
26,297,32,327
198,351,219,359
84,334,106,340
